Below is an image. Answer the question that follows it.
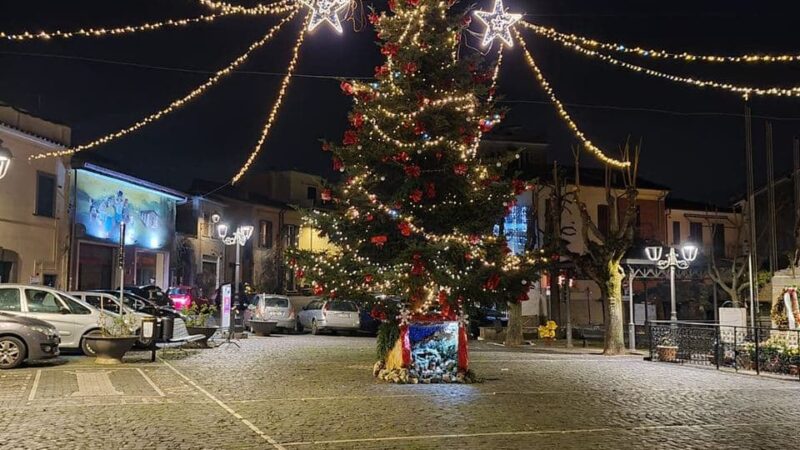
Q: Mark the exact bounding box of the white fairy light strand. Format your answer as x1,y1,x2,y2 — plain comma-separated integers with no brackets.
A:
1,1,296,41
514,28,630,168
523,21,800,64
29,9,300,161
518,22,800,99
231,12,311,184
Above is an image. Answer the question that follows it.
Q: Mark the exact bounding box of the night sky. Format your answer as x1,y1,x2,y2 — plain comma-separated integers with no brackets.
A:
2,0,800,205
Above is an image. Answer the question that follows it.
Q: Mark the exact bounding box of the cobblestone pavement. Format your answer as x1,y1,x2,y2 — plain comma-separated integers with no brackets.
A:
1,334,799,449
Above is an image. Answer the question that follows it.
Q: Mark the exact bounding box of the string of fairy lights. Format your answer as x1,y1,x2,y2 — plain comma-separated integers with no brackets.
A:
6,0,799,175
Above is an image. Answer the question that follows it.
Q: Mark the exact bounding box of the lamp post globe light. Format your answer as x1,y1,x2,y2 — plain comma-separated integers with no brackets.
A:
0,141,13,180
645,244,699,322
217,223,254,339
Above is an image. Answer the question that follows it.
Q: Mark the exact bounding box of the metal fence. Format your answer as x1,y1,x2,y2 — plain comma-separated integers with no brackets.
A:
647,320,800,381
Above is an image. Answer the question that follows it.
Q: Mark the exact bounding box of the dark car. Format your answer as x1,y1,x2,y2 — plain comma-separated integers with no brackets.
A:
93,290,181,319
0,312,60,369
469,305,509,339
124,285,171,307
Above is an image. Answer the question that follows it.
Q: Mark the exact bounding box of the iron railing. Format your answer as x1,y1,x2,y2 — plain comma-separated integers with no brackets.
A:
647,320,800,381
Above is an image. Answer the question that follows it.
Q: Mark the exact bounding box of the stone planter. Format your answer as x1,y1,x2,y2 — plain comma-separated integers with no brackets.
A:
249,320,277,337
656,345,678,363
186,326,218,348
84,336,138,364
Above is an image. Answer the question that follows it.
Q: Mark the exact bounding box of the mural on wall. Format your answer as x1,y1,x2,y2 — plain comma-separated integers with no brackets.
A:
75,170,176,250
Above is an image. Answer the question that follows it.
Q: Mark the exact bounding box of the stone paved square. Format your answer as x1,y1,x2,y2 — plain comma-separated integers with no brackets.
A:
0,334,798,449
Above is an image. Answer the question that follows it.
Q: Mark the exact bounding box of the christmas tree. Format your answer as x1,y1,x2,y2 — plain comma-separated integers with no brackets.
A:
291,0,543,381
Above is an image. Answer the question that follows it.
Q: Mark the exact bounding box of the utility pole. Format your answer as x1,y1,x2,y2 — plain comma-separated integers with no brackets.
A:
766,122,778,274
744,104,758,315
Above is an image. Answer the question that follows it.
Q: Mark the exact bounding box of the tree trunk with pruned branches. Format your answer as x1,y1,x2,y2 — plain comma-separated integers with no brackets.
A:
570,141,640,355
706,211,750,307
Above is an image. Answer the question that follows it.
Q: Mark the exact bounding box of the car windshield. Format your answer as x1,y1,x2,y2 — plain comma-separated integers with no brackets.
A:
329,301,357,312
265,298,289,308
168,287,188,295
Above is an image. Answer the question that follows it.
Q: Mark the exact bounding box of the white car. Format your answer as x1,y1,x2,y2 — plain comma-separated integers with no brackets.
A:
248,294,297,332
297,299,360,335
70,291,153,346
0,284,105,355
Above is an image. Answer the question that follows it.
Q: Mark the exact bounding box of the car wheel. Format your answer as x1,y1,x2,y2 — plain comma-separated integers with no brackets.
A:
0,337,26,369
295,321,304,334
81,330,102,356
311,320,319,335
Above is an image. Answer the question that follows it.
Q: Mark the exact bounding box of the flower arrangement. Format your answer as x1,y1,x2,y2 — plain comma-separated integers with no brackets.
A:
182,304,218,328
538,320,558,340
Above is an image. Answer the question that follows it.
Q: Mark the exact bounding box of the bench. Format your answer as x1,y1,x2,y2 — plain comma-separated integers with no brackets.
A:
156,318,206,349
574,326,605,347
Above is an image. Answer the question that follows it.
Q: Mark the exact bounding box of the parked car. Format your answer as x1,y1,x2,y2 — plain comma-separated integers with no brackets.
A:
469,305,509,339
167,286,204,310
70,291,154,346
93,290,181,319
297,299,360,335
0,284,104,355
360,295,402,335
0,311,60,369
246,295,296,332
125,285,171,307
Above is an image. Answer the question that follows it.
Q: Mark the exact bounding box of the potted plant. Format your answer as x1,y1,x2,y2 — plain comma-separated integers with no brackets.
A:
85,308,139,364
248,302,277,337
183,304,219,347
656,336,679,362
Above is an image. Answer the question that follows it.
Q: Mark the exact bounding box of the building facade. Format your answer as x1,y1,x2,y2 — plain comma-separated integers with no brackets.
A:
0,107,71,288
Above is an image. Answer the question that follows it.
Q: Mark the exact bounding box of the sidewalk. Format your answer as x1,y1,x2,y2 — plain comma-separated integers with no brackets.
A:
476,338,646,356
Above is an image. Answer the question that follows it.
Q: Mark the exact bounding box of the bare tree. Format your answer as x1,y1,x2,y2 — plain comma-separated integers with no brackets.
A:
706,212,750,307
570,141,640,355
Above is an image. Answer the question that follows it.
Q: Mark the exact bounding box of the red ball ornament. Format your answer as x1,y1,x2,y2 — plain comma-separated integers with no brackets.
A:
340,81,355,95
404,164,421,178
479,119,494,133
371,235,388,247
364,274,374,284
343,130,359,146
313,284,325,296
409,189,423,203
397,222,412,237
365,213,374,222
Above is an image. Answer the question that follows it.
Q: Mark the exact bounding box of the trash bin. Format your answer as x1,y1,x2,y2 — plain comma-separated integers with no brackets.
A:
140,316,157,346
161,316,174,341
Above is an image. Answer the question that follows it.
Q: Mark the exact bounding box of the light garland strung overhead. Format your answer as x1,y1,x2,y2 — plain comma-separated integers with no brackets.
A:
518,22,800,99
513,28,630,168
231,12,311,184
28,9,300,160
523,21,800,64
0,1,295,41
473,0,521,48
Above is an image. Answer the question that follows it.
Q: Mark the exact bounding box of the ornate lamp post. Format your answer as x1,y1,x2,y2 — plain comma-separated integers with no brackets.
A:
645,244,699,322
0,141,13,180
217,223,254,338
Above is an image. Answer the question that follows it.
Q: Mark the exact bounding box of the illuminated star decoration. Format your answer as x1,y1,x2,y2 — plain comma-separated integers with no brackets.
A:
474,0,522,48
302,0,350,33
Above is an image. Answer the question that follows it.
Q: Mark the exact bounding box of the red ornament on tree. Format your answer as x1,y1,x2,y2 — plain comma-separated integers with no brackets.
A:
413,120,425,135
425,182,436,199
364,274,374,284
406,0,420,6
483,273,501,291
313,283,325,296
365,213,374,222
332,157,344,171
375,65,390,78
321,189,332,202
409,189,423,203
469,234,481,245
403,62,418,75
321,142,331,152
478,119,494,133
295,268,305,278
381,43,399,57
410,253,425,276
398,221,412,237
343,130,359,146
340,81,354,95
368,12,380,25
350,112,364,129
393,151,410,162
371,235,388,247
404,164,421,178
461,15,472,27
512,179,527,195
387,0,396,11
453,163,468,175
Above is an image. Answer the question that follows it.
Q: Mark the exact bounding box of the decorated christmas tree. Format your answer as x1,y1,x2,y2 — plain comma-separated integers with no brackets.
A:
291,0,543,383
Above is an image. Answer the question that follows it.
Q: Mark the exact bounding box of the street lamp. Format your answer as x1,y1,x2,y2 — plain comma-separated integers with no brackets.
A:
645,244,698,322
0,141,13,180
218,224,254,339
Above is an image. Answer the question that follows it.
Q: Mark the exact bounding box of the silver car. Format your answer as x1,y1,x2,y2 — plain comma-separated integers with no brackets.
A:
250,295,297,332
0,312,60,369
297,299,360,335
70,291,154,346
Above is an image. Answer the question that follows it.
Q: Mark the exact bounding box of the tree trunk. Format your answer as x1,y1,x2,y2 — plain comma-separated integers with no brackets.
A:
602,262,626,355
505,301,523,347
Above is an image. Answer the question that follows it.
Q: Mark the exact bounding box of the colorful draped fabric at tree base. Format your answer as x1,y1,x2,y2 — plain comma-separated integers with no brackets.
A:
395,321,469,381
784,287,799,330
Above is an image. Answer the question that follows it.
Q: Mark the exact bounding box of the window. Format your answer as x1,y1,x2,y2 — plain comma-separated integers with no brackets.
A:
60,294,92,314
307,186,317,200
284,225,299,249
597,204,610,237
35,172,56,217
259,220,273,249
689,222,703,244
202,213,212,238
0,288,21,312
672,221,681,245
25,289,64,313
713,223,725,257
84,295,121,314
265,297,289,308
329,301,358,312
